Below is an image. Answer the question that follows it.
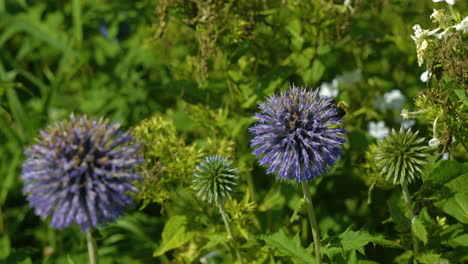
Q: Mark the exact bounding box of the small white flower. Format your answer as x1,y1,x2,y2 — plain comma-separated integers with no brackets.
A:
411,24,440,66
319,79,339,98
401,119,416,129
429,138,440,148
430,9,451,28
453,16,468,33
420,70,432,82
433,0,456,5
384,89,405,110
369,121,389,139
401,109,410,119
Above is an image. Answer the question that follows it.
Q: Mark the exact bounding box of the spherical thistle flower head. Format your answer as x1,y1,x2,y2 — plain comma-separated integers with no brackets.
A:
249,85,346,182
193,155,238,204
21,114,142,231
375,128,429,184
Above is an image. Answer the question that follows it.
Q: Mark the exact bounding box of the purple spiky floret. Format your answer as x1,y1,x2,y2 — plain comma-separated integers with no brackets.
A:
249,85,346,182
21,114,142,231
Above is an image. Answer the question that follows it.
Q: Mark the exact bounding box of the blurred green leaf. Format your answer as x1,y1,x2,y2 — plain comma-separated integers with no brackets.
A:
153,215,194,257
435,192,468,224
0,235,11,259
262,230,314,264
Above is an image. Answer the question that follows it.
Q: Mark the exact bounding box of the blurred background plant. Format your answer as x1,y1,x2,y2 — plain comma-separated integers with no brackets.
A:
0,0,466,263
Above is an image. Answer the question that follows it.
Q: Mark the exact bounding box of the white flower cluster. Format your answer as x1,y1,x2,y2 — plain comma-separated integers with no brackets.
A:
411,25,440,66
411,4,467,67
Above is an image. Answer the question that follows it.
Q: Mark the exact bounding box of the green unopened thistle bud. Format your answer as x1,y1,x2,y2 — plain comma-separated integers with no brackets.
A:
193,155,238,204
375,128,429,184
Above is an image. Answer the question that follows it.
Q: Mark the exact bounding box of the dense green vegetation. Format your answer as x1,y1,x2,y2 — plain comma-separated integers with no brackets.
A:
0,0,466,263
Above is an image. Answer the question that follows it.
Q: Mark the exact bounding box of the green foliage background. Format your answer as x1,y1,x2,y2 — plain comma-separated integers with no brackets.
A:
0,0,466,263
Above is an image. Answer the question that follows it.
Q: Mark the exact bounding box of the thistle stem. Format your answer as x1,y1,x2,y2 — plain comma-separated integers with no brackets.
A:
217,200,244,264
301,182,322,264
86,231,99,264
401,181,419,264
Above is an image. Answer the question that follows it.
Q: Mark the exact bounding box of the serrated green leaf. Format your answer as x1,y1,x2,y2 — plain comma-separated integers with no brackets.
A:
433,173,468,224
417,252,445,264
435,193,468,224
445,173,468,194
262,230,315,264
423,160,464,185
411,217,428,245
449,234,468,247
199,234,229,252
322,227,401,261
153,215,195,257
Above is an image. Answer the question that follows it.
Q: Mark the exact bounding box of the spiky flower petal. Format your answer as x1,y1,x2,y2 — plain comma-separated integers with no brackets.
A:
193,155,238,204
249,85,346,182
375,128,429,184
21,114,142,231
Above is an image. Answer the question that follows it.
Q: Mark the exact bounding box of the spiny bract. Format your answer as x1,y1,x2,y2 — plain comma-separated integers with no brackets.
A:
375,128,429,184
21,114,142,231
193,155,238,204
249,85,346,182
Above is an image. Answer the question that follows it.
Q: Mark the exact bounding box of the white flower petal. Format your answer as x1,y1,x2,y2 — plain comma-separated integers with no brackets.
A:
383,89,405,110
420,70,431,82
429,138,440,148
454,16,468,33
369,121,389,139
319,81,339,98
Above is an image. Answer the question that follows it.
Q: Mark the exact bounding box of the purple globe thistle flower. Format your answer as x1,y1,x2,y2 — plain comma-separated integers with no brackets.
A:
21,114,142,231
249,85,346,182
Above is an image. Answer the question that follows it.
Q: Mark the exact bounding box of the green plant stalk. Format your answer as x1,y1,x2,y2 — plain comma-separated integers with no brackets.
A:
217,199,244,264
86,231,99,264
401,181,419,264
302,182,322,264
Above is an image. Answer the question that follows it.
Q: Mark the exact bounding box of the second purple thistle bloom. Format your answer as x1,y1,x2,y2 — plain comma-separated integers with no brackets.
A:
249,85,346,182
21,114,142,231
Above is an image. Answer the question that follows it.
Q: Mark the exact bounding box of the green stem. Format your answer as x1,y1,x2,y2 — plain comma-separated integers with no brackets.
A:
301,182,322,264
401,181,419,264
217,199,244,264
86,231,99,264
